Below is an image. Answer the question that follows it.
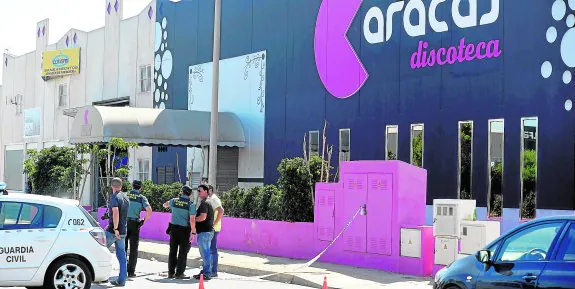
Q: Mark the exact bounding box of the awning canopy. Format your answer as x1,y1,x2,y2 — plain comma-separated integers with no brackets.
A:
69,106,246,147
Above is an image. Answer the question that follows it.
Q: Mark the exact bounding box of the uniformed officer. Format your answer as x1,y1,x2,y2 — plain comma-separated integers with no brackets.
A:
125,180,152,278
162,185,197,279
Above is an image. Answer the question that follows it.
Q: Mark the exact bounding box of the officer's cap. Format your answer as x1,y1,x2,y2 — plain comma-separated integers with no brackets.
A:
182,185,193,195
132,180,143,187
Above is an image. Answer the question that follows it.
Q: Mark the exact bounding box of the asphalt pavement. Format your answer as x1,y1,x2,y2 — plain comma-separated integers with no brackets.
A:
7,258,312,289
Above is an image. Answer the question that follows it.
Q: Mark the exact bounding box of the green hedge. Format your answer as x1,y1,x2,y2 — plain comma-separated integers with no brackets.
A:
220,155,330,222
139,180,184,212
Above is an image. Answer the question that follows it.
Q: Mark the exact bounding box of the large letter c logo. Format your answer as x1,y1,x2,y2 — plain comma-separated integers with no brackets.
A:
314,0,369,99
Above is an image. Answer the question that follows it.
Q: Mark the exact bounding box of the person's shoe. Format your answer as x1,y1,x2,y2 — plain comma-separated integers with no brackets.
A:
174,274,191,279
211,273,218,278
110,280,126,287
167,273,175,279
128,273,136,278
194,274,211,281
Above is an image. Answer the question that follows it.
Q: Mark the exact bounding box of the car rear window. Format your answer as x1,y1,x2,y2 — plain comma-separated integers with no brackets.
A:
0,202,62,229
78,206,100,227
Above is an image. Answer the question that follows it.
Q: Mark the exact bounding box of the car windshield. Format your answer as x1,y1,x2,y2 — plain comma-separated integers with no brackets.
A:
78,206,100,227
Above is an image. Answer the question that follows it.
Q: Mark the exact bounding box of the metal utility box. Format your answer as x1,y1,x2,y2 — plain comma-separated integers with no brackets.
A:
460,220,501,255
433,199,476,237
434,236,459,266
400,228,422,258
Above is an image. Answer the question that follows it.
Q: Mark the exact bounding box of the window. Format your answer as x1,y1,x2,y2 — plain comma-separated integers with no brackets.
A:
139,65,152,93
385,125,398,160
556,224,575,261
410,124,424,167
158,146,168,153
309,131,320,156
138,159,150,181
339,129,351,162
0,202,62,230
458,121,473,199
520,117,538,220
58,83,68,107
498,222,562,262
488,119,504,218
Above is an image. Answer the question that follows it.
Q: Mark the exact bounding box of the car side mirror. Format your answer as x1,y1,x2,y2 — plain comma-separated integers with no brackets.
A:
476,250,491,264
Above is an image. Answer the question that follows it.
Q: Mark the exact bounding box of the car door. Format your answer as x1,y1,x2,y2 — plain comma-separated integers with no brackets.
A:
537,222,575,289
0,201,61,281
475,221,565,289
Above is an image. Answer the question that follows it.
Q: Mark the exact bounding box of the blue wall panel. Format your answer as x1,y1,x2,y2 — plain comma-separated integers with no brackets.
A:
154,0,575,210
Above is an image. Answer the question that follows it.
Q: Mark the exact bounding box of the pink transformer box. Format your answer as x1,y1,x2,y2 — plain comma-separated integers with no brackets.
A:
314,160,434,276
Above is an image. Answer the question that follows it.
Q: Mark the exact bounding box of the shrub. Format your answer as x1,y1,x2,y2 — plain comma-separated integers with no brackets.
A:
267,188,284,221
277,157,314,222
139,180,184,212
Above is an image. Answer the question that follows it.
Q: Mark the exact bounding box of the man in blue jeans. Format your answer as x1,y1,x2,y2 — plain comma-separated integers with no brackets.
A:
193,185,214,280
105,178,130,287
207,185,224,277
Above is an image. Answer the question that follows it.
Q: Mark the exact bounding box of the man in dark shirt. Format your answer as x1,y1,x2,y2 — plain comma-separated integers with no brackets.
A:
106,177,130,286
193,185,214,280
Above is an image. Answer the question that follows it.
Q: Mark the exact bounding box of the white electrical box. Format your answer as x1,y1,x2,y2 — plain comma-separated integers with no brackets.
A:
433,199,476,237
460,220,501,255
400,228,422,258
435,236,459,266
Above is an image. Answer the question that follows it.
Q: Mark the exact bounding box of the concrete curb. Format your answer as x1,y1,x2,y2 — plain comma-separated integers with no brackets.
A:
112,248,330,289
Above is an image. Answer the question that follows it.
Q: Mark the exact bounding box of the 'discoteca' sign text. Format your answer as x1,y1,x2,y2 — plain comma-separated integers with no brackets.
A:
363,0,501,70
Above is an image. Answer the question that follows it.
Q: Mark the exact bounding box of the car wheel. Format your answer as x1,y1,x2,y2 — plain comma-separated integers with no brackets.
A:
45,258,92,289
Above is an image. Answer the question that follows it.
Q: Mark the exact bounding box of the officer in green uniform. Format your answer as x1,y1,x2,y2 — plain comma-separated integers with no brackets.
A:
125,180,152,278
163,185,197,279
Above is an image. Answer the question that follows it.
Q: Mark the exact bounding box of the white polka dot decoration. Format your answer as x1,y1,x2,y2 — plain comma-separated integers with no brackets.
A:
546,0,575,113
153,17,173,108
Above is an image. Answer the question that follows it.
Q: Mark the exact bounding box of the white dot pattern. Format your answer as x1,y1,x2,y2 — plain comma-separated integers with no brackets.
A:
154,16,173,108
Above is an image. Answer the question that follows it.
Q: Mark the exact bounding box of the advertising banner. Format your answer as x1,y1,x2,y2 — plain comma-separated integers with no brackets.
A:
41,48,80,78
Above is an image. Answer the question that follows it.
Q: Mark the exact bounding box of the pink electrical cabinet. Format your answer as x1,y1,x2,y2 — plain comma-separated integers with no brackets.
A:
314,160,433,276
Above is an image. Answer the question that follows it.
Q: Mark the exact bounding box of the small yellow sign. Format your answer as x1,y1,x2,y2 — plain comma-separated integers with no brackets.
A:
408,240,412,245
444,244,448,250
41,48,80,78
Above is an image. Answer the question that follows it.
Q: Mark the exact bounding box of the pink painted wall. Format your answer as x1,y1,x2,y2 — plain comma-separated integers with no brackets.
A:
96,161,434,277
97,208,316,259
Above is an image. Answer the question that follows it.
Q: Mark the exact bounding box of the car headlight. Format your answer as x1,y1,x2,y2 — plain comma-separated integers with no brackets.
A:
435,267,445,282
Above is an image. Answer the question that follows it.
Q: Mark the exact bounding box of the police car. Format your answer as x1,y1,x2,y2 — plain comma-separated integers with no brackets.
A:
0,191,113,289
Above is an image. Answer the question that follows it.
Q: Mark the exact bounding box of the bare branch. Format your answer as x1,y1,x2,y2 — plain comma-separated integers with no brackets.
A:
302,133,308,162
320,120,327,182
326,145,333,182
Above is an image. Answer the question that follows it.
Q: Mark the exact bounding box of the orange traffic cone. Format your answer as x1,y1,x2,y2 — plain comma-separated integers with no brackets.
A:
322,276,327,289
198,274,205,289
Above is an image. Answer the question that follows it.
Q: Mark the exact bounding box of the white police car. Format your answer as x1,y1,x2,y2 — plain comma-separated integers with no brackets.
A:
0,191,113,289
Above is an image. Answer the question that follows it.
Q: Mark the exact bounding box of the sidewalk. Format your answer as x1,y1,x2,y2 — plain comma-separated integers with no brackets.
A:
133,240,433,289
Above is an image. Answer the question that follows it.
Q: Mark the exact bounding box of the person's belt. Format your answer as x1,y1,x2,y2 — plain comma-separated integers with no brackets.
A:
128,218,140,222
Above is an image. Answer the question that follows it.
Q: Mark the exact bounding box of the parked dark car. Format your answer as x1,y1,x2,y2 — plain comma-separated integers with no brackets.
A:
434,216,575,289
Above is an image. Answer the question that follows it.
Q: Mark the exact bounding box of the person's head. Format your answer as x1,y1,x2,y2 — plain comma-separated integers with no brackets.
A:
207,185,214,196
198,184,209,199
111,178,123,192
132,180,142,191
181,185,193,197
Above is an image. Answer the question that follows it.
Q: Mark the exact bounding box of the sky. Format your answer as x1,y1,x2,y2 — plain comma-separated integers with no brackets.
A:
0,0,152,84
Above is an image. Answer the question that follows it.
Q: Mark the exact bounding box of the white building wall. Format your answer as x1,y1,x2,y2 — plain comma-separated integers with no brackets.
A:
0,0,156,203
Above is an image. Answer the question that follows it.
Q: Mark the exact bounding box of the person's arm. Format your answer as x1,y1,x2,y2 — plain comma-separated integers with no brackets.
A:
196,202,208,222
163,199,173,209
143,197,152,222
189,205,197,235
214,207,224,226
212,197,224,226
112,206,120,237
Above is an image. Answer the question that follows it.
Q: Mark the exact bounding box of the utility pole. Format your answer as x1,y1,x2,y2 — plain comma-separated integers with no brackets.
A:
208,0,222,188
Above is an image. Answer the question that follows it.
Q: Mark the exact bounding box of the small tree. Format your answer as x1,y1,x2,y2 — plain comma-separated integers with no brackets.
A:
24,146,86,198
75,138,138,205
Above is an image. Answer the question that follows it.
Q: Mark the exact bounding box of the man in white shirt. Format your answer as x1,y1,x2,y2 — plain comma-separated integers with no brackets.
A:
207,185,224,278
